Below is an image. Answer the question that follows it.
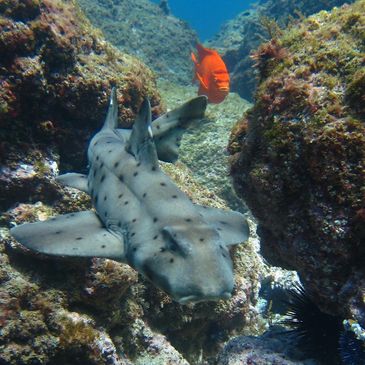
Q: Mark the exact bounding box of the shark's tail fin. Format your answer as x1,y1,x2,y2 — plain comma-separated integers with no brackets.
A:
152,96,207,163
102,87,118,130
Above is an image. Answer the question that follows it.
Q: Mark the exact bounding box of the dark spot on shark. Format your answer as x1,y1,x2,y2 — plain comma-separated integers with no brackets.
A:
166,113,169,118
118,194,123,199
217,227,222,231
153,235,158,240
170,258,174,263
143,193,147,198
104,211,108,217
108,150,112,153
95,195,98,203
104,195,107,201
96,155,99,161
94,141,98,146
133,172,138,177
133,247,137,252
76,237,83,240
118,221,122,227
55,231,61,234
101,175,105,183
219,245,224,250
119,175,124,182
156,125,160,130
160,182,166,186
185,218,192,222
160,247,166,252
222,252,227,258
51,218,56,221
131,232,135,237
73,247,78,251
220,221,227,225
136,162,141,167
199,238,204,242
93,170,97,177
132,218,137,223
100,163,104,169
172,195,177,199
106,141,112,144
153,217,158,223
151,166,156,171
70,214,75,217
101,245,106,248
124,201,129,205
114,162,119,168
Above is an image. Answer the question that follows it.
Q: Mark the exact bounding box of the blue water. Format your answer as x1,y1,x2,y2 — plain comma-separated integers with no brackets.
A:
150,0,251,40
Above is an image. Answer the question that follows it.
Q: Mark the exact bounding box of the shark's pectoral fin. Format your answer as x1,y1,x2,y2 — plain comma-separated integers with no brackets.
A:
152,96,207,163
56,173,89,193
195,205,250,246
10,211,126,261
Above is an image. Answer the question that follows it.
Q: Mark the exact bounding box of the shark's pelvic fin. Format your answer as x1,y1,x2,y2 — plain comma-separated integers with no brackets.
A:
196,205,250,246
56,173,89,193
152,96,208,163
102,87,118,130
126,98,159,168
10,211,126,261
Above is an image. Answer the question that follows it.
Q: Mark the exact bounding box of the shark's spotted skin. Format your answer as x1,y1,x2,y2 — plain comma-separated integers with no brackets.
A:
11,89,250,304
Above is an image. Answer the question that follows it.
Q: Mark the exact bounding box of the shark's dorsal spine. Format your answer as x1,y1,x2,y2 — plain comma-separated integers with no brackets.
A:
102,87,118,130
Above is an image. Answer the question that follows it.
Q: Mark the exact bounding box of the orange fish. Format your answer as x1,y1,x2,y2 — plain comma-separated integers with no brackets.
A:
191,43,230,104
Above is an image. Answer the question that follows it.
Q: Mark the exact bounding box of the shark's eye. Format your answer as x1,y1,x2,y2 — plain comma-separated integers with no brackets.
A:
161,227,190,257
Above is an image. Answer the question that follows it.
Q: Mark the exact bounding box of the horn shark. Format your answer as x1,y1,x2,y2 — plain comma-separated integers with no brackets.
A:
10,88,249,304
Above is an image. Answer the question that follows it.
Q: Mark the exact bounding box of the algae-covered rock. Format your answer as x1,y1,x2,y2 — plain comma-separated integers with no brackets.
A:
77,0,198,85
208,0,356,101
228,0,365,322
0,0,163,211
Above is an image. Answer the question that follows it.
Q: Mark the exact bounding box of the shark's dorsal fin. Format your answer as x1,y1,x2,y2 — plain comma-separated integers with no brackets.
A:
195,204,249,246
56,173,89,193
152,96,207,163
10,211,126,261
126,98,159,168
102,87,118,130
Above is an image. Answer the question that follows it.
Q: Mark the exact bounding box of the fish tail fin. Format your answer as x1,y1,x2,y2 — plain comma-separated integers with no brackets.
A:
102,87,118,130
152,96,207,163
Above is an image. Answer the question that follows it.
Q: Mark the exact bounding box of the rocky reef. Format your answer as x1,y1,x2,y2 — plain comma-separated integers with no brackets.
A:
229,0,365,328
76,0,198,85
208,0,356,101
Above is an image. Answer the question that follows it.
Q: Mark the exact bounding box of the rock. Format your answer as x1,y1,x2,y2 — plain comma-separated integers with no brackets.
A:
228,1,365,323
0,0,163,211
217,328,319,365
208,0,356,101
77,0,198,85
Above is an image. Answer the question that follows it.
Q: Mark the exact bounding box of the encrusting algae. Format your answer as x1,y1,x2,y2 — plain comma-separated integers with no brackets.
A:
229,0,365,321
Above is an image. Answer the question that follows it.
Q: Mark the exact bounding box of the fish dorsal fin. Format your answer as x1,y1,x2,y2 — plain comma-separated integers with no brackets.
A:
10,211,126,261
102,87,118,130
196,43,216,58
191,52,199,66
195,204,250,246
126,98,159,168
152,96,207,163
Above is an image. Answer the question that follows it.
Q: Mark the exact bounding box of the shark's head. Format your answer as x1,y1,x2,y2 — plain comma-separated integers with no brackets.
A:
129,223,236,304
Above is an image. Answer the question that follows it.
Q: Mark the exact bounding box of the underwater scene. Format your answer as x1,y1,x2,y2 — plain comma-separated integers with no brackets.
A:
0,0,364,364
